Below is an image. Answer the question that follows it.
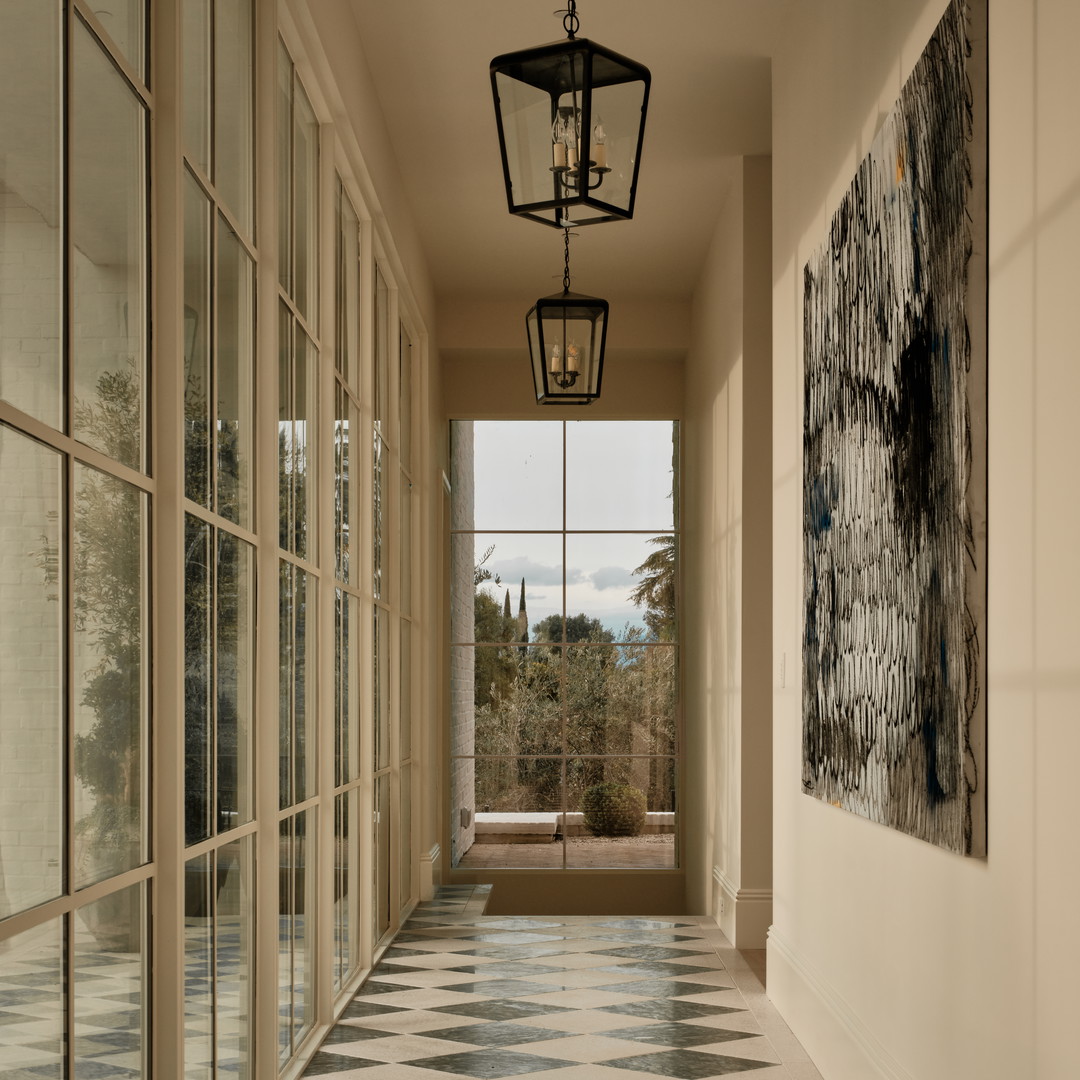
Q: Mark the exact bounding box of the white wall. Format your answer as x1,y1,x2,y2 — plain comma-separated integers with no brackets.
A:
683,157,773,945
769,1,1080,1077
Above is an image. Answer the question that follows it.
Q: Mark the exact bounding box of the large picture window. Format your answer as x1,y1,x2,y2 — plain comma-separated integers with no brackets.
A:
450,421,679,870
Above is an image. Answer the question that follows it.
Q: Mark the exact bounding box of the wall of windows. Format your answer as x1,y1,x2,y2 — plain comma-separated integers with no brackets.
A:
0,3,429,1077
450,421,680,873
182,3,257,1074
0,2,151,1075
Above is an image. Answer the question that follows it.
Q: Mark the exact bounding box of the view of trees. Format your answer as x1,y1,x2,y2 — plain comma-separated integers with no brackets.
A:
471,530,677,816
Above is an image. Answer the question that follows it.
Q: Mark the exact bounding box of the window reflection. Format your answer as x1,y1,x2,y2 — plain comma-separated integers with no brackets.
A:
73,464,147,889
0,425,63,916
72,19,148,473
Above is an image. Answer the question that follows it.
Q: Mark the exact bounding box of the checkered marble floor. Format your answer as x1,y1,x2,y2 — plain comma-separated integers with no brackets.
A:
301,886,822,1080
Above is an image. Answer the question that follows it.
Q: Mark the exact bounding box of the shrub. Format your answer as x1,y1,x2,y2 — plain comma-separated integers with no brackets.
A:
581,782,647,836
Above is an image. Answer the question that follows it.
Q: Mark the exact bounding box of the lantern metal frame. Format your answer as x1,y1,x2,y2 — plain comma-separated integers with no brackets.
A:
527,229,607,405
490,1,650,228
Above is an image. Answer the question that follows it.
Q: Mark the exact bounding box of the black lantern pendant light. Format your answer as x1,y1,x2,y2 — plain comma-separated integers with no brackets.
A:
527,229,607,404
491,1,650,228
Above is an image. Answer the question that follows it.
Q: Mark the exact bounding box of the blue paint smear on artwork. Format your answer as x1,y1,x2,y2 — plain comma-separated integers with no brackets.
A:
805,471,836,536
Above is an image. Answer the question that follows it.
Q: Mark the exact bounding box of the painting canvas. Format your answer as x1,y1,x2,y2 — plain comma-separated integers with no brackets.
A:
802,0,987,856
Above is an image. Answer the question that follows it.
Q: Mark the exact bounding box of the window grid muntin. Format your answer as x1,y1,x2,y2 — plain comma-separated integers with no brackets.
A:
2,7,431,1077
450,421,680,871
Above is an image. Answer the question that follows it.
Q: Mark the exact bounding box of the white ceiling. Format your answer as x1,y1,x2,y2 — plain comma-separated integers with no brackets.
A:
346,0,791,307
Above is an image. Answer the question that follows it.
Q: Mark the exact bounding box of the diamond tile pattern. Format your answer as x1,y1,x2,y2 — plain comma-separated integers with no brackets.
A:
300,887,820,1080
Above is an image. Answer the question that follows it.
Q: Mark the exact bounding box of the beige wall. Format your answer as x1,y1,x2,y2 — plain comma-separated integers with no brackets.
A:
682,156,773,945
769,1,1080,1077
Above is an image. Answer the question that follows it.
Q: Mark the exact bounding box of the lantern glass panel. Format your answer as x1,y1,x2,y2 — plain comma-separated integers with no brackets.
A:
541,311,599,382
493,39,649,227
528,295,606,404
584,77,647,215
494,71,556,212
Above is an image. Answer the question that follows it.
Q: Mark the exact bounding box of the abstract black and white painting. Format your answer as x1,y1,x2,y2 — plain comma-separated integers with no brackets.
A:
802,0,987,856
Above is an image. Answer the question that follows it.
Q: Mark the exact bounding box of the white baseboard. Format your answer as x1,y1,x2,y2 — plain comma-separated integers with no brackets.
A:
419,843,441,901
712,866,772,948
767,928,914,1080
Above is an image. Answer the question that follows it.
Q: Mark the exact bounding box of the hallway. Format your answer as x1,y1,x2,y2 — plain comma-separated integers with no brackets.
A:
301,888,820,1079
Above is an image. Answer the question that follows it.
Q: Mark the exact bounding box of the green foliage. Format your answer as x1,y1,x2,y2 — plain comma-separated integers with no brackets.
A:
581,782,647,836
532,613,614,644
630,535,677,641
73,365,144,838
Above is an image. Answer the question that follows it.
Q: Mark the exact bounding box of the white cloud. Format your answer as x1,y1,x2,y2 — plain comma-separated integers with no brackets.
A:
590,565,633,591
491,555,585,587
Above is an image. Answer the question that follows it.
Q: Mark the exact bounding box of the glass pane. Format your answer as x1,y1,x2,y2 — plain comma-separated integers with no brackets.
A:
334,385,358,584
74,882,146,1071
492,72,553,211
566,420,678,531
217,834,252,1079
373,266,388,428
184,853,214,1080
399,623,412,761
217,214,254,527
461,758,564,870
336,183,360,387
277,305,291,548
334,790,359,990
0,426,62,916
565,757,675,868
399,323,412,469
0,919,63,1074
279,562,314,808
462,645,562,757
73,464,147,889
465,421,563,531
182,0,211,174
466,533,563,642
218,532,254,830
90,0,146,81
565,532,676,640
184,515,212,846
72,20,147,472
374,607,389,772
215,0,254,236
279,812,314,1062
293,79,319,323
276,41,292,296
586,76,647,215
184,172,212,506
296,324,316,558
278,312,315,559
0,0,62,427
400,764,413,910
399,471,412,614
335,589,360,786
374,776,390,940
372,431,385,598
566,644,677,758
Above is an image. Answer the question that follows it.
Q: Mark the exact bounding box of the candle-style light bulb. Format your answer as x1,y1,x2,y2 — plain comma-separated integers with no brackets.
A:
592,118,607,169
551,115,568,169
563,112,579,172
566,342,581,373
549,342,562,374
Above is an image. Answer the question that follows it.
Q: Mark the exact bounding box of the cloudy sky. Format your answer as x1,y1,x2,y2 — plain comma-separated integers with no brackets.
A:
463,420,676,636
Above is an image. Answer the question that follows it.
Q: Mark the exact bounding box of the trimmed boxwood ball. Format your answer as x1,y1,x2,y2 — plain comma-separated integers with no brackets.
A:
582,782,647,836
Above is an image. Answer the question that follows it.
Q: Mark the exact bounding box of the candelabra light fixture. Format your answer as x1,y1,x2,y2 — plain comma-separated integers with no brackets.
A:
490,0,650,228
527,229,607,404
